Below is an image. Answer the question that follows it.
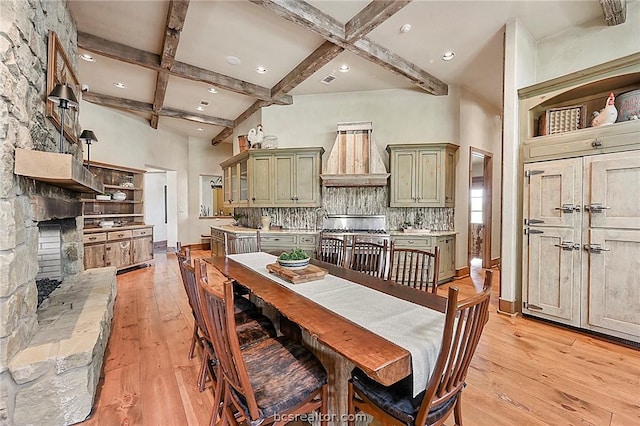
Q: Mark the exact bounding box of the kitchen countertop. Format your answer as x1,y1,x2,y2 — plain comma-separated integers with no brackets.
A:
211,225,319,235
84,224,153,233
389,230,458,237
211,225,456,237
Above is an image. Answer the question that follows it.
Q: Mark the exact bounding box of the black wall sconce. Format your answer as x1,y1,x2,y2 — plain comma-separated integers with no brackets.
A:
47,83,78,153
79,130,98,168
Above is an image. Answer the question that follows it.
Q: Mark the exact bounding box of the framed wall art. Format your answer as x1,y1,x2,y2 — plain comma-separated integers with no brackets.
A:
46,30,80,145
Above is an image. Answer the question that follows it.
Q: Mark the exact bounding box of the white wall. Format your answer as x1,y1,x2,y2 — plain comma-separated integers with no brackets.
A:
80,102,190,245
502,19,537,306
457,88,503,267
263,87,461,171
187,137,234,243
144,172,167,242
536,1,640,82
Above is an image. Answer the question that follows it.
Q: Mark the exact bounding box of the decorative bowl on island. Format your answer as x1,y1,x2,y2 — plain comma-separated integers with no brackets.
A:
277,249,310,270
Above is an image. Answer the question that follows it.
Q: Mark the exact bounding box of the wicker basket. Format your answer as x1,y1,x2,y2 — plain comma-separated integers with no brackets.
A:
538,105,586,136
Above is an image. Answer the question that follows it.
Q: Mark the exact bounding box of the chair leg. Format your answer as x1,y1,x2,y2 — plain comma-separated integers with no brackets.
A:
320,384,328,426
347,382,355,426
210,365,224,426
197,353,209,392
189,322,200,359
453,394,463,426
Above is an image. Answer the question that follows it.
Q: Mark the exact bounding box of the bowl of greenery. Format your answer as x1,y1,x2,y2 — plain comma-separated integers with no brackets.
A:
277,248,310,270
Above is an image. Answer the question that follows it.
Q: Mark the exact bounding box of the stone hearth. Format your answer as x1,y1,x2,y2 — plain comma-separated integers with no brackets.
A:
8,267,116,425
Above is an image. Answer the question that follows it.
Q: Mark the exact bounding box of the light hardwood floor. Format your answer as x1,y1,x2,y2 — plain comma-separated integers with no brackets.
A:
80,251,639,425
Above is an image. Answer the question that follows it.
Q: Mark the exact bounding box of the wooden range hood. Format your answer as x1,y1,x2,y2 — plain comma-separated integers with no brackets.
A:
320,122,390,187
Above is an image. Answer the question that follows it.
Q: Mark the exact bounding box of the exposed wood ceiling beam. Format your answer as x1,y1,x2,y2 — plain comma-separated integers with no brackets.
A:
344,1,411,42
78,32,292,105
211,40,343,145
151,0,190,128
249,0,447,96
599,0,626,25
271,41,344,98
83,92,233,128
211,100,270,145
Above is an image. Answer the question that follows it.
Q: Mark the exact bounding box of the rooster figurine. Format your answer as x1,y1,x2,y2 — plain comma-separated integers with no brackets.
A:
590,92,618,127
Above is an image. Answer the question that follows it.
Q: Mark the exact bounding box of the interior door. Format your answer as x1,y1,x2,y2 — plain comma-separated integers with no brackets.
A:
522,159,582,325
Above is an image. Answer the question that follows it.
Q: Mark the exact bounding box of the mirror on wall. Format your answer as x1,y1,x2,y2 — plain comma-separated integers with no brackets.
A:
199,174,231,217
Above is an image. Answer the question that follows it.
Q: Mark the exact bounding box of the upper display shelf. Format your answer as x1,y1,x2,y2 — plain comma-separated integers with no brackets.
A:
519,53,640,141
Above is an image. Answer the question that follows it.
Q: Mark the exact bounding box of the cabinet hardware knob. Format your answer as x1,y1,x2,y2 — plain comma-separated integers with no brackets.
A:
584,203,610,213
584,243,610,253
591,138,602,148
555,203,580,213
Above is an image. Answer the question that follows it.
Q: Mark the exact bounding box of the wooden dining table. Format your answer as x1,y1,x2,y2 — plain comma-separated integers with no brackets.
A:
205,253,447,424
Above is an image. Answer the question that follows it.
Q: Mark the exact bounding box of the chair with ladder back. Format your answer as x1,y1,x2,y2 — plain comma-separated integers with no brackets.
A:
387,243,440,293
197,271,329,426
348,271,493,426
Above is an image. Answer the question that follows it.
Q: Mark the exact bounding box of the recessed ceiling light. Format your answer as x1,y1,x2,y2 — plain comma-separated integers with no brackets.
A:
441,51,456,61
226,56,241,65
338,64,350,73
196,106,204,111
208,87,218,94
113,82,127,89
400,24,412,34
197,127,204,131
255,66,267,74
80,53,95,62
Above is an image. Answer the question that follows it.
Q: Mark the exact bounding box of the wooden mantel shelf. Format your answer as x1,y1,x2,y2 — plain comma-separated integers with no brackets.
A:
14,148,104,194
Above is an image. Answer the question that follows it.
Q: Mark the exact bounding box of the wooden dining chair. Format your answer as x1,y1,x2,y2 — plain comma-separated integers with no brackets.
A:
348,270,493,426
177,251,276,393
349,238,389,278
224,231,261,255
176,245,201,360
317,234,347,267
387,243,441,293
197,275,329,426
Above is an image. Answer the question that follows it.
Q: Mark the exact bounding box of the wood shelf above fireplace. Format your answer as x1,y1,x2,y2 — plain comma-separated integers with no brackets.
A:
14,148,104,193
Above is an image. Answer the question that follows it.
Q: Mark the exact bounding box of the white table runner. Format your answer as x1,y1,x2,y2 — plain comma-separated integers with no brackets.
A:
228,252,445,396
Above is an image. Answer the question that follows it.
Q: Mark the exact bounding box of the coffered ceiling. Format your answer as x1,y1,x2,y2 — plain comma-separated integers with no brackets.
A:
68,0,615,144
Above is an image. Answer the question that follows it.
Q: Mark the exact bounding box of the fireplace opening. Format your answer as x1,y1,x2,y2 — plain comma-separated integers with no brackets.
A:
35,219,81,308
36,278,62,306
36,223,62,307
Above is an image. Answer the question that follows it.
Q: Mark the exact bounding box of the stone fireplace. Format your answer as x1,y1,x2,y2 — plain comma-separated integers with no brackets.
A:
1,2,117,424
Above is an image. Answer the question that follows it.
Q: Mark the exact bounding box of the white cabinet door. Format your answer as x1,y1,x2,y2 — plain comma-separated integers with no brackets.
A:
586,151,640,230
526,158,582,228
523,159,582,325
586,229,640,340
293,153,320,206
250,154,273,206
391,150,417,205
524,229,581,325
274,154,295,205
416,149,441,205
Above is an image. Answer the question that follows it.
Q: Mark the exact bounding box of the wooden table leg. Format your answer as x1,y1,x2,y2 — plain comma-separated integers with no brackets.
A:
302,331,373,426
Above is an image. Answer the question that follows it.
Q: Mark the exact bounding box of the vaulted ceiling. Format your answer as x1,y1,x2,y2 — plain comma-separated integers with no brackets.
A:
68,0,622,144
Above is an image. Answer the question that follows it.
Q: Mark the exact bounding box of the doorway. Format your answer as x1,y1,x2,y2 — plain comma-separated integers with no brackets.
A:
468,148,493,269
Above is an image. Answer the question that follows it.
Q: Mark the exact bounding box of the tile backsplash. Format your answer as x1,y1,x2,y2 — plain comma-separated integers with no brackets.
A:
235,186,454,231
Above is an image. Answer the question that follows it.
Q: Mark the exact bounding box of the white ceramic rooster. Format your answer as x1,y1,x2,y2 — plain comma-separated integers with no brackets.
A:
590,92,618,127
